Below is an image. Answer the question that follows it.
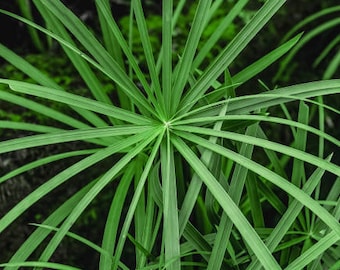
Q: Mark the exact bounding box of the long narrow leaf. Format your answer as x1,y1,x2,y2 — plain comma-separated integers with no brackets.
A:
0,149,97,184
173,131,340,237
161,136,180,269
162,0,173,116
174,126,340,176
173,114,339,147
171,0,212,114
37,127,163,263
0,129,159,235
285,231,340,270
33,0,112,105
112,132,164,268
38,0,154,115
232,33,303,86
0,80,152,125
0,90,91,130
5,181,96,270
0,126,151,154
171,135,281,269
179,0,286,113
181,80,340,120
0,262,81,270
249,155,332,270
95,0,162,117
192,0,249,69
0,43,108,128
132,0,165,118
207,124,258,270
99,163,135,270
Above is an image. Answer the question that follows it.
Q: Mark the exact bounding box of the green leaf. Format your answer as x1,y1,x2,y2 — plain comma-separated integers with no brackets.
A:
0,43,108,128
161,137,181,269
232,33,303,86
38,0,154,114
171,135,281,270
0,126,152,154
192,0,249,69
0,90,91,130
174,114,339,147
162,0,173,117
207,124,258,270
275,17,340,82
173,131,340,237
249,155,332,270
174,126,340,176
112,132,164,269
132,0,164,117
0,149,97,184
0,129,160,235
0,262,81,270
0,80,153,125
171,0,212,114
95,0,162,116
286,231,340,270
33,0,112,105
37,127,163,263
99,163,135,270
5,181,95,270
179,0,286,113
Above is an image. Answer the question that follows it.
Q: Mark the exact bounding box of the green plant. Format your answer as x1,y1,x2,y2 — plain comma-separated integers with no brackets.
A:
16,0,52,52
0,0,339,269
118,0,238,67
274,5,340,82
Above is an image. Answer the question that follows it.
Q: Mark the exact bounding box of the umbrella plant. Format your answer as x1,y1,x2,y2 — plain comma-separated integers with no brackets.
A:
0,0,339,269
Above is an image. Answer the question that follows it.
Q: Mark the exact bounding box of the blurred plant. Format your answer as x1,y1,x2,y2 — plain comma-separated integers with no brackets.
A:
16,0,52,52
0,0,339,269
272,4,340,174
274,5,340,82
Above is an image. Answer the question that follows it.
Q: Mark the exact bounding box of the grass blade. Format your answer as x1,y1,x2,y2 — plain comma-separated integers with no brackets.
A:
33,0,112,106
95,0,161,116
0,262,81,270
132,0,164,117
0,89,91,130
232,33,303,86
249,155,333,270
192,0,249,69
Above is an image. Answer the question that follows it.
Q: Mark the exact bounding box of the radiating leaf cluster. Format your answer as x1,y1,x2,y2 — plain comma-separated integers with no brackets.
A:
0,0,339,269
